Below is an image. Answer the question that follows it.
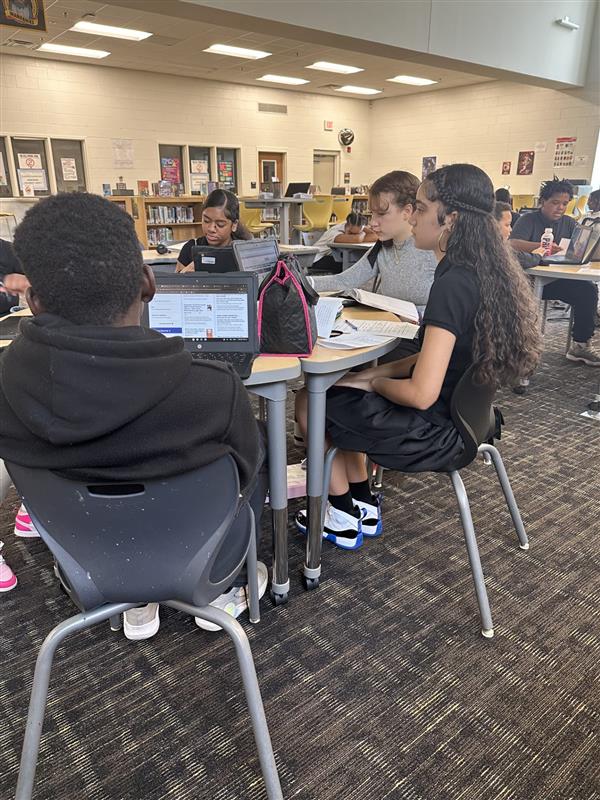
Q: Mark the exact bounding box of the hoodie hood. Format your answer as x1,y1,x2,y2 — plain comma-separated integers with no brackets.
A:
1,313,191,446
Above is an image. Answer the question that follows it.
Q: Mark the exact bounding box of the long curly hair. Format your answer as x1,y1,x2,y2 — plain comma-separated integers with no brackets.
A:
423,164,542,386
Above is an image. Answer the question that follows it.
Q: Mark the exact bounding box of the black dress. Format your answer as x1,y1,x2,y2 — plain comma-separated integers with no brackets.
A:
325,256,480,472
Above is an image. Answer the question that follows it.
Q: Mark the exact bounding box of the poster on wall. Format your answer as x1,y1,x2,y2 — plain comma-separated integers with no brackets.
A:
421,156,437,180
190,159,208,174
0,153,7,187
517,151,535,175
60,157,78,181
0,0,47,31
501,161,511,175
112,138,134,169
161,157,181,184
17,168,47,192
218,160,234,183
18,152,42,170
553,137,576,168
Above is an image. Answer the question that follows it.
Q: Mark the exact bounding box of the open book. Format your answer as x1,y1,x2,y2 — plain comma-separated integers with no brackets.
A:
330,288,419,324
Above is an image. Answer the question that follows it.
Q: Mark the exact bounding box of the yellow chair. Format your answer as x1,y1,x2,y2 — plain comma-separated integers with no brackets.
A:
293,194,334,233
564,198,577,217
239,202,275,236
573,194,589,219
329,196,354,226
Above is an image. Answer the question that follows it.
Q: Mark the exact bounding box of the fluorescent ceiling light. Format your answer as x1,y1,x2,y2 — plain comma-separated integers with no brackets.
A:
387,74,437,86
257,74,309,85
37,42,110,59
306,61,363,74
203,43,271,59
335,85,381,95
69,21,152,41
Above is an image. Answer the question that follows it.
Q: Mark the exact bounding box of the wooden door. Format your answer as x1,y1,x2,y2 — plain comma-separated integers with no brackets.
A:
258,152,285,189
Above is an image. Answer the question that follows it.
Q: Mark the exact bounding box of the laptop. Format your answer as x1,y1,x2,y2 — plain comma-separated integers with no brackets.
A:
192,245,238,274
541,223,600,265
232,237,279,283
143,273,259,379
285,182,311,198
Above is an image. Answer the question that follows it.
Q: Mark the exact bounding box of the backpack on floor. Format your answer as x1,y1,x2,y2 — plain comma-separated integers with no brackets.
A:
257,254,318,357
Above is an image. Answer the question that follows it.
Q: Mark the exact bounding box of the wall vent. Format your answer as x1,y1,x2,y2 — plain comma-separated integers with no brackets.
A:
258,102,288,114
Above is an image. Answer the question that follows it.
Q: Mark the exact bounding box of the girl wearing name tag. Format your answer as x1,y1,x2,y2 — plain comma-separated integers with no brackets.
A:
176,189,252,273
295,164,541,550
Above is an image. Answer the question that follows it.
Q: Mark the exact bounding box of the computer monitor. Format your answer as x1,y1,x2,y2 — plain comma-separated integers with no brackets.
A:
285,182,311,197
192,245,238,274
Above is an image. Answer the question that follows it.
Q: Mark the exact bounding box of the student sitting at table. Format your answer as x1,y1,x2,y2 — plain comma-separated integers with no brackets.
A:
0,238,28,315
176,188,252,272
295,164,541,549
309,171,437,316
494,188,520,228
584,189,600,220
310,211,377,274
509,178,600,366
0,192,268,638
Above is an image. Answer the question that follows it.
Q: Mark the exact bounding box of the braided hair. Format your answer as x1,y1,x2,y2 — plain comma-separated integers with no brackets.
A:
423,164,541,387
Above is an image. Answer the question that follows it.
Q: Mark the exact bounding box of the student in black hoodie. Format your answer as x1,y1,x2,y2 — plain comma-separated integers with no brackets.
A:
0,192,267,639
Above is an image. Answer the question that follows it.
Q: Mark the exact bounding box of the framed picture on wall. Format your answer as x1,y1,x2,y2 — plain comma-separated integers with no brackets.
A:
0,0,47,31
501,161,511,175
517,151,535,175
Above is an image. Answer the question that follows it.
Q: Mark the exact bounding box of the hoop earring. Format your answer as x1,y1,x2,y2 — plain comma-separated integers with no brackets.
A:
437,229,449,253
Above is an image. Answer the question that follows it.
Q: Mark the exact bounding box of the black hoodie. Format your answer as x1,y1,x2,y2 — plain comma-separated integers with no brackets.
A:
0,314,261,492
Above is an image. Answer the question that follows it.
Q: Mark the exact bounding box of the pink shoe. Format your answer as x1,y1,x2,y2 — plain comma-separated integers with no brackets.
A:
14,503,40,538
0,544,17,592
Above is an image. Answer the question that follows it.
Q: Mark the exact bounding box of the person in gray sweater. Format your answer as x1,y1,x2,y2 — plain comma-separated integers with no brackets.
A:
311,170,437,317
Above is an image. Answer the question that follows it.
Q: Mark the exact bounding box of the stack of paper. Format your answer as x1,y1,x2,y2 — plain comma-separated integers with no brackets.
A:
319,331,395,350
316,296,344,339
343,318,420,340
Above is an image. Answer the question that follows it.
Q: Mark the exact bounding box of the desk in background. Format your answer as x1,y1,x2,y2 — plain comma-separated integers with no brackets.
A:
299,307,402,589
330,241,373,271
241,197,305,245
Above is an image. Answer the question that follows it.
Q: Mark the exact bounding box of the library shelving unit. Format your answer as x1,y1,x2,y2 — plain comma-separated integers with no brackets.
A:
107,195,205,248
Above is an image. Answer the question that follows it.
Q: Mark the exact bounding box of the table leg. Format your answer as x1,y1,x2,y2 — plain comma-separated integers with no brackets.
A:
279,204,290,245
342,250,351,271
247,381,290,604
303,370,346,589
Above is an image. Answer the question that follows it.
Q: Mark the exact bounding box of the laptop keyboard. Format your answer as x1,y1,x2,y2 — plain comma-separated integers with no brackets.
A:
191,351,256,378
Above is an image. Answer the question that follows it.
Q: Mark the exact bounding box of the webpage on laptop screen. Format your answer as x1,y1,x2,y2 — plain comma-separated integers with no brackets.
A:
149,284,249,341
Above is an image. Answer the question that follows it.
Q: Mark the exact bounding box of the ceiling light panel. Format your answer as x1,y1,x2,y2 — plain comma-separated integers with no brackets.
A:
37,43,110,59
306,61,363,74
69,21,152,41
335,85,381,95
257,74,309,85
387,75,437,86
203,43,271,59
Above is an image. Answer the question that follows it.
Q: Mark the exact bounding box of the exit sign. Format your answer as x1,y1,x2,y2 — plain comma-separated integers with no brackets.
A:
324,120,334,131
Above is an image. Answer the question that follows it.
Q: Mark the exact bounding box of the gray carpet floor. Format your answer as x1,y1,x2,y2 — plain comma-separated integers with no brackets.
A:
1,317,600,800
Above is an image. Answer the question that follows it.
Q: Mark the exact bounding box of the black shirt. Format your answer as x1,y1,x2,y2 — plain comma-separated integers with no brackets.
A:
178,236,210,267
418,256,480,424
510,209,577,245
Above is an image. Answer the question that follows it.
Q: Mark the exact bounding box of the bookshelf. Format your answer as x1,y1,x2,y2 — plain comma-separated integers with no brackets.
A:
107,195,205,248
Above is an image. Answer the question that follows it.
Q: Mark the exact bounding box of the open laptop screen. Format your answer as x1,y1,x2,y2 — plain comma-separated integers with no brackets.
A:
148,280,249,342
233,238,278,278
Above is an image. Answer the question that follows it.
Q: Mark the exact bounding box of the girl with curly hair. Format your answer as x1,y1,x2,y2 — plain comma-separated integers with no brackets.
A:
295,164,541,550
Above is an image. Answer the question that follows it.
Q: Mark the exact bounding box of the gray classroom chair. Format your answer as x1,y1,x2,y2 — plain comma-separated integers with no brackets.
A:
323,365,529,638
7,455,283,800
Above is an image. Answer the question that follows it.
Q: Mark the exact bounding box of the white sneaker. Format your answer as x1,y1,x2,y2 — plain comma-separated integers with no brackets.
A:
123,603,160,641
195,561,269,632
566,341,600,366
295,502,364,550
352,494,382,538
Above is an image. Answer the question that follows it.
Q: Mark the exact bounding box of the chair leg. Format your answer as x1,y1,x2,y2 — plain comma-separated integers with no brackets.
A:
540,299,548,334
167,601,283,800
15,603,134,800
373,465,384,490
246,510,260,624
477,444,529,550
448,471,494,638
565,306,574,353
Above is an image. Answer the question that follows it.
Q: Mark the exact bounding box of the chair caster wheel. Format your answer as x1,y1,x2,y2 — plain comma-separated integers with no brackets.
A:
303,576,320,591
271,591,288,606
481,628,495,639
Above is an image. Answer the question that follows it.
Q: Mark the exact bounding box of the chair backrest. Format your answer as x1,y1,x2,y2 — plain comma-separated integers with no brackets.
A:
448,365,497,471
239,203,263,229
564,197,577,217
331,196,353,220
574,194,589,218
303,195,334,229
6,455,252,610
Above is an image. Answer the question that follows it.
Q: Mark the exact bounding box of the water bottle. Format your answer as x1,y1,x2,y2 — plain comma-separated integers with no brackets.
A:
540,228,554,256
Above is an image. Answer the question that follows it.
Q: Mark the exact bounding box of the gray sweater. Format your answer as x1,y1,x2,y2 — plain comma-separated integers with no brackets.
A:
312,237,436,313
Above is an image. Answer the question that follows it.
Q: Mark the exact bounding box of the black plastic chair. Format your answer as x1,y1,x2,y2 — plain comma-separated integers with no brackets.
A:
324,365,529,638
7,456,283,800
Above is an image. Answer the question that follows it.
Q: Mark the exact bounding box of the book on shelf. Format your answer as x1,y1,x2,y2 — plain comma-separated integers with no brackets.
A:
146,205,195,224
147,227,174,246
137,180,149,196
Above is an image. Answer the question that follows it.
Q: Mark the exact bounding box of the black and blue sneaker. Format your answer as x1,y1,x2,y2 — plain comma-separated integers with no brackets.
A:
352,493,382,537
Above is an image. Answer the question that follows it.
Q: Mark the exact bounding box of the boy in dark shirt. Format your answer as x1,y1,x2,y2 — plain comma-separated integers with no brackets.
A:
510,179,599,366
0,193,267,637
